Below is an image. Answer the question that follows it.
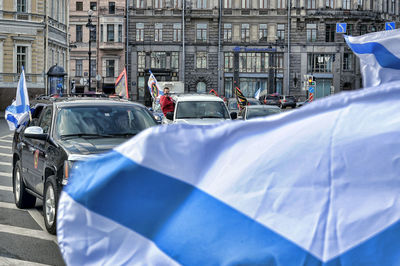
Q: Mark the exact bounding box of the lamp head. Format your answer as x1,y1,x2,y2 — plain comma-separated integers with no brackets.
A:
88,9,94,16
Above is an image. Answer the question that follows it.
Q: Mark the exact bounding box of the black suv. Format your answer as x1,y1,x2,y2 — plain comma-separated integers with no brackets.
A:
12,96,158,234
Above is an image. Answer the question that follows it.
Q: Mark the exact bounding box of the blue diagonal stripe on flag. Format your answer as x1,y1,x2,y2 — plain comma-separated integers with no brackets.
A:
345,42,400,70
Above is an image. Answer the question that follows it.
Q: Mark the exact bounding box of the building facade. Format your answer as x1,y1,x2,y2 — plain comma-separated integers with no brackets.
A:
128,0,398,105
69,0,125,94
0,0,68,110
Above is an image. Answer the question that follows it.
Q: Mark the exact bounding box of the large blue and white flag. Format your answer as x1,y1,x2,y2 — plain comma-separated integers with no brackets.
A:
345,29,400,88
254,88,261,99
5,68,30,131
58,82,400,265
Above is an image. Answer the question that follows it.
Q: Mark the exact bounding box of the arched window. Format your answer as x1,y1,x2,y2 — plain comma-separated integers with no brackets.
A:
196,82,206,93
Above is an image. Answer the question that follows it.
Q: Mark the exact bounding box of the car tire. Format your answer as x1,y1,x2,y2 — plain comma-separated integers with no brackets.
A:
43,176,59,235
13,161,36,209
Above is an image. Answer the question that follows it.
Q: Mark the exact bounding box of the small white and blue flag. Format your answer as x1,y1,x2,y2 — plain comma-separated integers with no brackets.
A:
5,68,30,131
254,88,261,99
345,29,400,88
58,82,400,265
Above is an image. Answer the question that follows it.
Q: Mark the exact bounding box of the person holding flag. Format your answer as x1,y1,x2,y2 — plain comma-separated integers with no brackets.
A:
159,87,175,117
5,67,31,131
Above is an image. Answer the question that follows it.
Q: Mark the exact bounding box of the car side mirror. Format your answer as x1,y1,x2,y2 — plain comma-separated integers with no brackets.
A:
24,126,48,140
166,112,174,120
230,112,237,120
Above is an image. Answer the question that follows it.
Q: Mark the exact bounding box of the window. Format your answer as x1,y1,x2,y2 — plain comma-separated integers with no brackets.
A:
196,24,207,42
224,24,232,42
17,46,27,74
326,0,334,8
325,24,335,42
196,52,207,69
136,23,144,41
307,23,317,42
155,0,163,8
342,0,351,9
76,60,82,76
136,0,145,8
173,0,182,8
277,24,285,41
308,54,333,73
241,24,250,42
107,24,114,42
76,1,83,11
260,0,268,8
109,2,115,14
101,25,104,42
197,0,207,8
224,52,234,72
90,60,96,77
138,52,146,71
357,0,363,9
259,24,268,41
343,53,353,70
17,0,26,12
242,0,250,8
151,52,167,68
391,0,395,13
39,108,52,134
196,82,206,93
90,2,97,10
76,25,83,42
90,26,96,41
277,0,285,8
347,24,353,36
155,23,163,42
171,52,179,70
307,0,316,8
118,25,123,43
224,0,232,8
239,53,269,73
106,60,115,77
173,23,182,42
360,24,367,35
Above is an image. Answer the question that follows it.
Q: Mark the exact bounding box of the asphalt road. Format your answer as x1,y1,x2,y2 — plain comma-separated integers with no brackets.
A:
0,119,65,266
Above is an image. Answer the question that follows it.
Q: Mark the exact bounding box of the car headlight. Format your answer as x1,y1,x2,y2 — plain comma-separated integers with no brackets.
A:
153,114,162,122
62,160,76,185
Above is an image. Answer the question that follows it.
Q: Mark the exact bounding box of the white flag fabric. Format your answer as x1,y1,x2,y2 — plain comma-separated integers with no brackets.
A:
254,88,261,99
5,69,30,131
345,29,400,88
58,82,400,265
147,71,163,100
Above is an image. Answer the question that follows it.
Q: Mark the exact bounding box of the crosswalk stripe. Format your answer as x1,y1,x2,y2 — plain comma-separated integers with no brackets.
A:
0,223,56,242
0,152,12,157
0,172,12,177
0,145,11,149
0,161,11,167
0,139,12,144
0,255,51,266
0,185,12,192
0,202,17,210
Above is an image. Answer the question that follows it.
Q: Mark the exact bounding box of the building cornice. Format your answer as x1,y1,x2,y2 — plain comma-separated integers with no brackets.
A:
11,36,35,41
0,35,7,40
0,19,44,30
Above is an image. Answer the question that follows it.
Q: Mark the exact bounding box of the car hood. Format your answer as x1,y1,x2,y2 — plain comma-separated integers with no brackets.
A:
60,137,128,155
174,118,229,125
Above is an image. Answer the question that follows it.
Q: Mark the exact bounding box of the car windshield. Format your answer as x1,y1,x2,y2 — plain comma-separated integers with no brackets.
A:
55,105,157,139
176,101,230,119
247,99,261,105
246,107,281,119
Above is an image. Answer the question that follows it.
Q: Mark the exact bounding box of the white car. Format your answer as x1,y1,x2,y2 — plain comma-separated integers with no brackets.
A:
163,94,236,125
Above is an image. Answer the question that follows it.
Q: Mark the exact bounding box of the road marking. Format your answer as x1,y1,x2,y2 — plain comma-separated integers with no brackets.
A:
0,161,11,166
0,171,12,177
0,134,13,139
0,223,57,242
0,202,17,210
0,185,12,192
0,152,12,157
0,139,12,144
0,145,11,149
0,255,51,266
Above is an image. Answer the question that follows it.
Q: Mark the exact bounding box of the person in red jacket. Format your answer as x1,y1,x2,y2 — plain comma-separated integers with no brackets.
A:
159,87,175,117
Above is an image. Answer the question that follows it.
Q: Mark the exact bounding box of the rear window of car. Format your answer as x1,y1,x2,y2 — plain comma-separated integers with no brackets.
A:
266,96,279,100
286,96,296,100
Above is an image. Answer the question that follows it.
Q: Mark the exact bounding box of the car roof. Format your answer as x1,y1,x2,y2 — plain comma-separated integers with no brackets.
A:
246,105,280,109
31,96,146,108
175,94,224,102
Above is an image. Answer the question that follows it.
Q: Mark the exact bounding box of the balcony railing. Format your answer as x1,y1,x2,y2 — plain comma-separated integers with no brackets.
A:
99,42,124,50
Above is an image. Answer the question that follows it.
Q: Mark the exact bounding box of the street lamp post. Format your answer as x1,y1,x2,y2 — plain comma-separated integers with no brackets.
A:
86,9,95,92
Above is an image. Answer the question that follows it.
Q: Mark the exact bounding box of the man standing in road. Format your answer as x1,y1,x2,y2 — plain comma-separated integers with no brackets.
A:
159,87,175,117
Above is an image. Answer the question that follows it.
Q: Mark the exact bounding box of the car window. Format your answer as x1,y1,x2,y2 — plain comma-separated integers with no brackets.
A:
176,101,230,119
286,96,296,100
39,108,53,134
247,99,261,105
228,99,239,110
55,105,157,138
247,107,281,119
266,96,279,100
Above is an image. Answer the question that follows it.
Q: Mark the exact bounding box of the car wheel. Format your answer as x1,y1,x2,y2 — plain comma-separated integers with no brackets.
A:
43,176,59,235
13,161,36,209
